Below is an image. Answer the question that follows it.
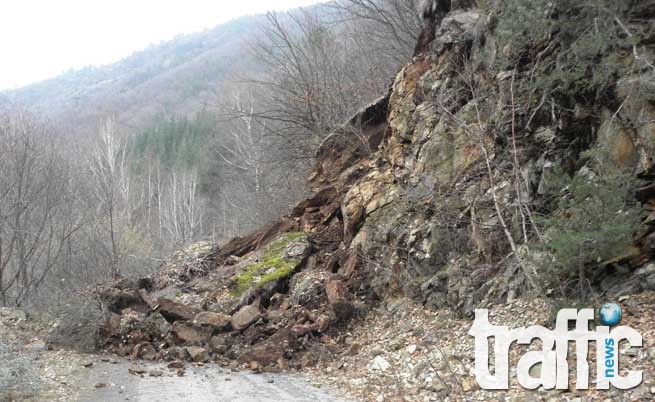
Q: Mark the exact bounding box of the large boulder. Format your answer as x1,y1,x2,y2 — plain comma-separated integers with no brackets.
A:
433,10,490,49
193,312,230,329
171,322,212,344
237,328,295,367
141,312,172,340
230,233,310,298
230,304,261,331
156,298,199,322
289,270,326,308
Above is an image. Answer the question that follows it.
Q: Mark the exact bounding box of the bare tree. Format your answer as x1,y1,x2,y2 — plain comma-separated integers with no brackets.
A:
160,169,205,246
250,9,394,160
87,117,130,277
214,92,269,228
329,0,423,63
0,110,83,306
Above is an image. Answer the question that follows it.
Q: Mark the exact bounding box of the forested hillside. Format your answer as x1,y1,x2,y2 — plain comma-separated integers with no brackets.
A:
0,0,423,312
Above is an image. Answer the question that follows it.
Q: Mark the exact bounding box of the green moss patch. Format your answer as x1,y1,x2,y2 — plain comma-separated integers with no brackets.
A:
232,232,307,296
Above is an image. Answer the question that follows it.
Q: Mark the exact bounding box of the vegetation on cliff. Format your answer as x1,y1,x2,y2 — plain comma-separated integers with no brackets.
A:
231,232,307,296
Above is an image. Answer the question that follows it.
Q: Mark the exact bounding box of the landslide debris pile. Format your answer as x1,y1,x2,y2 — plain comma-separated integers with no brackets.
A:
94,1,655,370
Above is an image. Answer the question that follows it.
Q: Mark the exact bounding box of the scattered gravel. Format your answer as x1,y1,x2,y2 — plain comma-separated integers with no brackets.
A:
309,292,655,402
0,339,42,401
0,310,45,402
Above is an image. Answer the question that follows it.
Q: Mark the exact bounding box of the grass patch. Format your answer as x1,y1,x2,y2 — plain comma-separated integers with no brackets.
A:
232,232,306,296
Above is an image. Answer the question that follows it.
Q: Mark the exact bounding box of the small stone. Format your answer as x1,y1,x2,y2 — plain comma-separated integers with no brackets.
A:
369,356,391,372
406,344,417,354
461,378,479,392
250,361,261,372
132,342,157,360
186,347,209,363
277,358,289,371
128,364,147,375
331,299,355,323
412,327,425,337
386,299,406,314
347,343,361,355
149,370,164,377
209,335,231,353
266,310,284,323
194,311,231,329
94,383,107,389
376,394,385,402
167,360,185,369
413,361,430,378
325,278,348,303
429,378,447,392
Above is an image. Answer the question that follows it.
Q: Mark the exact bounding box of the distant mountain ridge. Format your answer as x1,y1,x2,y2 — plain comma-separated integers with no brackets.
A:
2,14,265,137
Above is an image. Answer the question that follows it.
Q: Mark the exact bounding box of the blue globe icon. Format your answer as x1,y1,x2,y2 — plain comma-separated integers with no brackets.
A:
599,303,622,326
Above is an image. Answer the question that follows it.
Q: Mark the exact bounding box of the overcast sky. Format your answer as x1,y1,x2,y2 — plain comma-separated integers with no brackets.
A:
0,0,325,90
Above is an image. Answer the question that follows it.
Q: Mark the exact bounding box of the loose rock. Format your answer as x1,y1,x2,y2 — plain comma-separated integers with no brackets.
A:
171,322,211,344
230,305,261,331
156,298,199,322
194,311,231,329
186,346,209,363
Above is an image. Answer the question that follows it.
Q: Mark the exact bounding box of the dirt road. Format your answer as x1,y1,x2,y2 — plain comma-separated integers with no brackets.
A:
0,307,350,402
76,360,349,402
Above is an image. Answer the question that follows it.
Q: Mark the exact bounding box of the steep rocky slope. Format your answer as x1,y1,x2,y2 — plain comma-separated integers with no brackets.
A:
90,2,655,399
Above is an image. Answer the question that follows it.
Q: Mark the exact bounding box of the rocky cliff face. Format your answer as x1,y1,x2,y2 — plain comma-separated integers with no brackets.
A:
93,2,655,370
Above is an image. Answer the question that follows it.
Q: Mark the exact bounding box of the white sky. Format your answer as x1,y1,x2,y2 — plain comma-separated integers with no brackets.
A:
0,0,325,90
